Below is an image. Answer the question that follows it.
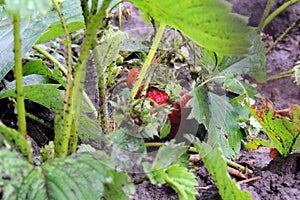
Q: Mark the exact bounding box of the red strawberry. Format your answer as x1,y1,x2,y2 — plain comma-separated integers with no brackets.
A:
146,89,169,105
145,87,191,140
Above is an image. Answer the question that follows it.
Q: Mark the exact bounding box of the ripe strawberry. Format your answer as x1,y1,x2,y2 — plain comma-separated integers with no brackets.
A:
145,87,191,140
146,89,169,105
126,67,192,140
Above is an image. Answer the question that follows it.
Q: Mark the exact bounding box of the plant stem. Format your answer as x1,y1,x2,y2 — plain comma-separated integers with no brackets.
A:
189,147,253,173
198,75,225,88
13,13,27,139
266,70,294,81
130,23,166,101
92,47,109,133
164,173,188,200
226,159,253,174
257,0,274,33
26,112,53,129
51,0,73,115
80,0,89,25
265,15,300,54
91,0,98,15
118,0,122,30
145,142,164,147
32,45,98,118
263,0,299,30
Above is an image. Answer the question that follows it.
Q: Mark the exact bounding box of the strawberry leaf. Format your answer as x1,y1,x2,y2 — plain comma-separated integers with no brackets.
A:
129,0,252,56
187,86,209,128
191,138,252,200
248,99,300,156
0,149,134,200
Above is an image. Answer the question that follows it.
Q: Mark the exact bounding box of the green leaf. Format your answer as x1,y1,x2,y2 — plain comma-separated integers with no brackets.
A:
248,99,300,156
150,140,189,170
143,141,197,200
244,138,272,150
0,123,32,161
223,72,257,97
207,93,243,157
219,32,266,82
129,0,252,55
165,165,198,200
23,59,66,87
187,86,209,128
95,29,127,74
159,120,171,139
0,84,64,111
36,21,84,44
0,0,83,81
1,74,53,91
192,139,252,200
0,149,134,200
103,170,135,200
108,127,146,170
4,0,52,18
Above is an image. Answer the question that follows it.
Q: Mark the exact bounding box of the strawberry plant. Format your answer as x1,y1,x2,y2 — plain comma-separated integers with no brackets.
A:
2,0,296,199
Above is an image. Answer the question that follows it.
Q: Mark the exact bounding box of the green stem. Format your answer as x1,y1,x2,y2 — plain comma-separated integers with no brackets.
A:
257,0,274,33
266,70,294,81
91,0,98,15
265,15,300,54
198,75,225,88
32,45,98,118
226,159,253,174
80,0,89,25
263,0,299,30
145,142,164,147
54,0,111,158
189,147,253,173
51,0,73,115
13,13,27,139
164,173,188,200
118,0,122,30
130,23,166,101
92,47,108,133
26,112,53,129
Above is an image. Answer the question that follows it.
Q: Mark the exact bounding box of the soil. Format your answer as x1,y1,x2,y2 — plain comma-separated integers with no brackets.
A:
1,1,300,200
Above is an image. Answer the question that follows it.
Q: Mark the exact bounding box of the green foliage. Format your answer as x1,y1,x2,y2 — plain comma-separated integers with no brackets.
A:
191,137,252,200
23,59,66,87
0,84,64,111
4,0,51,18
248,99,300,156
186,86,209,128
0,123,32,162
143,141,197,200
0,149,134,200
0,0,83,82
129,0,252,56
36,21,84,44
188,88,247,157
219,32,266,83
244,137,272,150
